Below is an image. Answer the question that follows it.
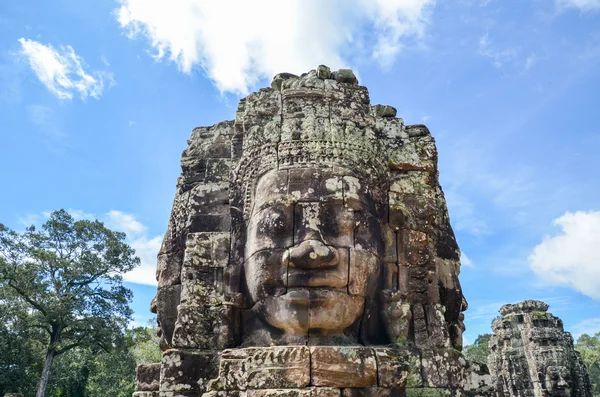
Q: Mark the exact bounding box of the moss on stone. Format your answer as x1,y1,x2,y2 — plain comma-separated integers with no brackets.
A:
406,387,452,397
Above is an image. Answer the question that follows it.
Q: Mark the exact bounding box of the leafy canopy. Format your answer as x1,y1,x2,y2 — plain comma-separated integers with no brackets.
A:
575,332,600,397
0,209,139,356
463,333,492,364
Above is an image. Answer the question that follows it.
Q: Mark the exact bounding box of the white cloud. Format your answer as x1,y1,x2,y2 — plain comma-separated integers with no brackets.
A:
18,38,112,100
468,302,503,321
462,335,470,347
106,210,147,236
556,0,600,12
478,34,517,69
571,318,600,339
529,211,600,300
104,210,160,286
17,213,44,228
66,209,95,220
124,234,161,286
15,209,160,286
461,251,475,267
115,0,434,94
523,54,536,73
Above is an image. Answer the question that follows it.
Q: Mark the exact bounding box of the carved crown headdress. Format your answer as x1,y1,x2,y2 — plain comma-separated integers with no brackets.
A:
230,68,390,218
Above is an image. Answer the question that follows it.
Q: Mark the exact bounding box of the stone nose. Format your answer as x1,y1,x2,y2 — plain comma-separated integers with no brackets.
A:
285,239,338,269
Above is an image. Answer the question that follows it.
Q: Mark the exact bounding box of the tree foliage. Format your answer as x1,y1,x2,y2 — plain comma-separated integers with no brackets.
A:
575,332,600,397
463,333,492,364
0,209,140,397
0,290,44,396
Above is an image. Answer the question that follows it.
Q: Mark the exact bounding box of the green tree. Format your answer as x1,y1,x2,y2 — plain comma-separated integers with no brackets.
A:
0,289,44,396
463,333,492,364
85,325,161,397
575,332,600,396
0,209,139,397
129,322,162,365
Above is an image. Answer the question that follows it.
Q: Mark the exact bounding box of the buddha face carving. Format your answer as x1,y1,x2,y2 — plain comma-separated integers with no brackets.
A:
545,366,571,396
242,168,383,343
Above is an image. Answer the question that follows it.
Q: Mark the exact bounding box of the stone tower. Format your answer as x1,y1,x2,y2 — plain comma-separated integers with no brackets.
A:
488,300,592,397
133,66,471,397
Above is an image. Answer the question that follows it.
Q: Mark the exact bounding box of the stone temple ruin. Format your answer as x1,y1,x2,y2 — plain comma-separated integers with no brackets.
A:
488,301,592,397
131,66,592,397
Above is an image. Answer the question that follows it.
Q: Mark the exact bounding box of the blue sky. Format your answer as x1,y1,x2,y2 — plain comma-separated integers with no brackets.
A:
1,0,600,344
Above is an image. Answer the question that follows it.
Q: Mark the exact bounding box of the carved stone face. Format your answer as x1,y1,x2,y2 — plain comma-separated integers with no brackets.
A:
545,366,571,396
242,168,382,343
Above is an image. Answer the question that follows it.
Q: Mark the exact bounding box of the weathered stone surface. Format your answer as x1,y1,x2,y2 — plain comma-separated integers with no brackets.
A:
160,349,219,393
138,66,471,397
247,388,340,397
342,388,403,397
310,347,377,388
136,363,161,391
333,69,358,85
488,300,592,397
132,392,160,397
463,361,494,397
405,388,452,397
156,284,181,350
372,105,397,118
172,304,237,349
421,348,466,389
373,347,410,388
210,347,310,391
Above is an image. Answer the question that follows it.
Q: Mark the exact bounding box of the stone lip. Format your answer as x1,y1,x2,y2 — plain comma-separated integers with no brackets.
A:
499,299,549,316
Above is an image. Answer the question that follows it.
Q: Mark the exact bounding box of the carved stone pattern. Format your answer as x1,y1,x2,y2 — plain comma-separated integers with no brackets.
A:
488,300,592,397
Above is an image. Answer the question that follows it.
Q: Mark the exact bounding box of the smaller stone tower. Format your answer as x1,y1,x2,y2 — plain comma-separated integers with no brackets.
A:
488,300,592,397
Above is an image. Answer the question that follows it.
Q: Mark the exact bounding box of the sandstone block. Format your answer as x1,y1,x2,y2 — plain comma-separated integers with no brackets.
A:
172,304,237,349
310,346,377,388
214,347,311,391
132,393,160,397
405,388,452,397
242,248,287,304
245,346,310,389
342,388,402,397
189,214,231,233
293,202,353,247
156,284,182,349
372,105,397,118
160,349,219,393
246,205,294,255
333,69,358,85
157,252,181,287
373,347,409,388
136,363,161,391
420,349,466,389
317,65,332,79
380,291,411,345
159,392,203,397
247,388,340,397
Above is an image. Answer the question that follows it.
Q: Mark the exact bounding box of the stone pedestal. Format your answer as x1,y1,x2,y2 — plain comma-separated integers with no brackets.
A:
201,346,470,397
